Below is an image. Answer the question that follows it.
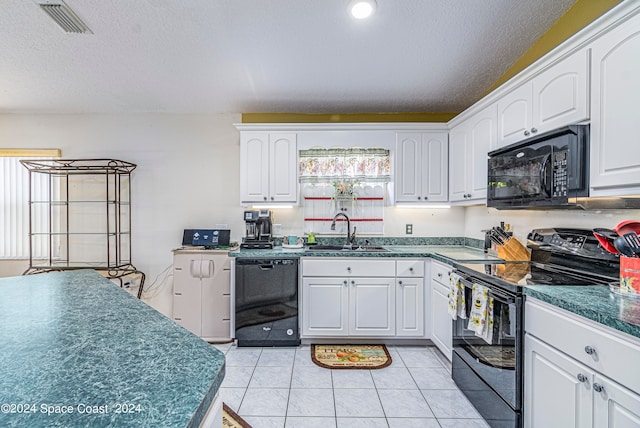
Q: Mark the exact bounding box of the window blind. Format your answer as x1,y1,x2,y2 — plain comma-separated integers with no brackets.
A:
0,150,60,259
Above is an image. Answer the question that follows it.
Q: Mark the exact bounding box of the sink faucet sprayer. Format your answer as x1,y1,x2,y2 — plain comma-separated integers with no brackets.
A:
331,212,357,247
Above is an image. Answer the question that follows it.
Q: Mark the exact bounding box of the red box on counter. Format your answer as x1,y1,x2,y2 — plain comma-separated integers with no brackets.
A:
620,256,640,294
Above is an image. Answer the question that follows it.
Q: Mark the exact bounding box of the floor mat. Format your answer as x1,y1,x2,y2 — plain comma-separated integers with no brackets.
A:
311,344,392,369
223,403,251,428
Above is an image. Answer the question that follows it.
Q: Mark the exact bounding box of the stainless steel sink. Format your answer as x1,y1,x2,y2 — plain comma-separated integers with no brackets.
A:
306,245,390,252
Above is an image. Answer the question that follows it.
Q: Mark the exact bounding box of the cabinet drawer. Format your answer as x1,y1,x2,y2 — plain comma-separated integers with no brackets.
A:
396,260,425,277
526,298,640,394
430,261,452,284
302,258,396,277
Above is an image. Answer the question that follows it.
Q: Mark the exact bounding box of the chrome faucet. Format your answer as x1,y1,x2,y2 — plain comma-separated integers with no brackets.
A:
331,212,356,247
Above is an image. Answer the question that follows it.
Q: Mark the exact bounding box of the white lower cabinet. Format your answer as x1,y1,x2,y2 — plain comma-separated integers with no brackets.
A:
396,276,424,336
301,258,425,338
173,250,231,341
525,298,640,428
525,334,593,428
350,277,396,336
302,277,349,336
430,260,453,360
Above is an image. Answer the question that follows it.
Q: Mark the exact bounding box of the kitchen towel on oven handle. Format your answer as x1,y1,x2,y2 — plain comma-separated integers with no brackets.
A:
467,283,495,344
448,272,466,320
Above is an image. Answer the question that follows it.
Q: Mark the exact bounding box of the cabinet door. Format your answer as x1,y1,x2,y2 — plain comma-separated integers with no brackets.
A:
430,279,452,360
396,277,424,337
448,124,468,202
395,132,422,202
590,13,640,194
302,277,349,336
349,277,395,336
240,132,270,203
450,104,495,204
200,254,231,340
269,133,298,203
173,254,203,336
421,132,449,202
532,49,589,135
497,83,533,147
466,104,496,200
593,374,640,428
524,334,592,428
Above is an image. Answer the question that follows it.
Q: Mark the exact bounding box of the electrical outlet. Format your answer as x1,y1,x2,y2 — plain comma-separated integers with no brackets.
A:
406,224,413,234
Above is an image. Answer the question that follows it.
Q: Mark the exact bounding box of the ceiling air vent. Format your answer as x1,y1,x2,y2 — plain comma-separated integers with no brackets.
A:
35,0,92,34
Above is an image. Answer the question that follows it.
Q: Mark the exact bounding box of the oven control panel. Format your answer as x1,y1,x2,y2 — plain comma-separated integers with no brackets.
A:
527,228,619,262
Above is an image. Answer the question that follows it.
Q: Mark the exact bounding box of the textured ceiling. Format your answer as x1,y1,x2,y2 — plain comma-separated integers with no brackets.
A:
0,0,576,114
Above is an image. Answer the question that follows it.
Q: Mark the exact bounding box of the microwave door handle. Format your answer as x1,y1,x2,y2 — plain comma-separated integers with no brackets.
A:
540,153,552,197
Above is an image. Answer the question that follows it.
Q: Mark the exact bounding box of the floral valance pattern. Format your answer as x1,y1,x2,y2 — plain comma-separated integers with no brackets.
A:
299,148,390,182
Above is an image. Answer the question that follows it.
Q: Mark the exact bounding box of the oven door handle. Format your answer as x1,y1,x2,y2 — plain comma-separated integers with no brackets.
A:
458,275,515,305
540,153,552,198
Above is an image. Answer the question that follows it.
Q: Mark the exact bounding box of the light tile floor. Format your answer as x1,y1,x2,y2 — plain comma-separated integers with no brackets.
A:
214,343,490,428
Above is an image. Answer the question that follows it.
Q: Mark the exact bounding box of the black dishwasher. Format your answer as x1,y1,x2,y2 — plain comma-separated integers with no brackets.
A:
234,258,300,347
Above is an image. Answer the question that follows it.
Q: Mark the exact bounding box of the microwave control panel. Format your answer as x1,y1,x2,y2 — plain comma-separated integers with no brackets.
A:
552,151,568,197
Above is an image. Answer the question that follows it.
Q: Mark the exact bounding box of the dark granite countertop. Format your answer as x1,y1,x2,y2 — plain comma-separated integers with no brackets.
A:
229,237,499,263
0,270,224,428
524,285,640,340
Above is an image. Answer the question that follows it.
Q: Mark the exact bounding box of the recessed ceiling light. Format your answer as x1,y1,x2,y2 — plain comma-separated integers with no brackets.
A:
349,0,376,19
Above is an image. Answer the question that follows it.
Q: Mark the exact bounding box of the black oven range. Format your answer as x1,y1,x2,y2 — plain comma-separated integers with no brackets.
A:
450,228,619,428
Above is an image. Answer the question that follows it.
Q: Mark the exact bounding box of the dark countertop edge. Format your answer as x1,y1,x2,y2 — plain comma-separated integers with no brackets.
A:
188,365,226,428
524,287,640,341
228,246,494,262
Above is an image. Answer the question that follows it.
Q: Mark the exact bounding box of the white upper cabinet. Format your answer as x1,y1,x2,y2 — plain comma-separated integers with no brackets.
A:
240,132,298,204
395,132,448,203
497,49,590,148
449,104,496,204
589,12,640,195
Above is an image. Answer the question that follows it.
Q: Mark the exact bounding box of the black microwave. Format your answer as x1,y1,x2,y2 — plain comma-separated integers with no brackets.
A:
487,125,589,209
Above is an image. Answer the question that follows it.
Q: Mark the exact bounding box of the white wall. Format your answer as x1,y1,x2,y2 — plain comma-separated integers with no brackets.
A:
465,205,640,245
0,113,244,315
0,114,467,316
2,113,639,318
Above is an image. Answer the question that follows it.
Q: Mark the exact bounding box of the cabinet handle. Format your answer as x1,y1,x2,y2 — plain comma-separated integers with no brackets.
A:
343,280,348,285
409,267,414,272
263,196,267,201
417,196,421,200
437,273,442,278
531,127,538,133
593,383,605,393
347,267,351,272
203,260,213,278
424,196,428,200
577,373,588,383
524,130,530,136
190,260,198,278
270,196,274,201
398,280,403,286
351,280,355,286
584,346,596,356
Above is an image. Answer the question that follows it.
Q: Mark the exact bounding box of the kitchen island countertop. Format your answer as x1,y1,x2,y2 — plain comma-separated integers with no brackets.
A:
0,270,224,428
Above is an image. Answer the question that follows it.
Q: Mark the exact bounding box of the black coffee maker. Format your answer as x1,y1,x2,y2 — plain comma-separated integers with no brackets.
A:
241,209,274,249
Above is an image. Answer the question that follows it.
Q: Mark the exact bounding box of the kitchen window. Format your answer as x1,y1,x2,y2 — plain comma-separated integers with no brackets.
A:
299,147,390,235
0,149,61,259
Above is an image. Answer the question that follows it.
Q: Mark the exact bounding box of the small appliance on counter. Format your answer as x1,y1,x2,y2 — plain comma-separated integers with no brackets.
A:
181,229,230,249
241,209,274,249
